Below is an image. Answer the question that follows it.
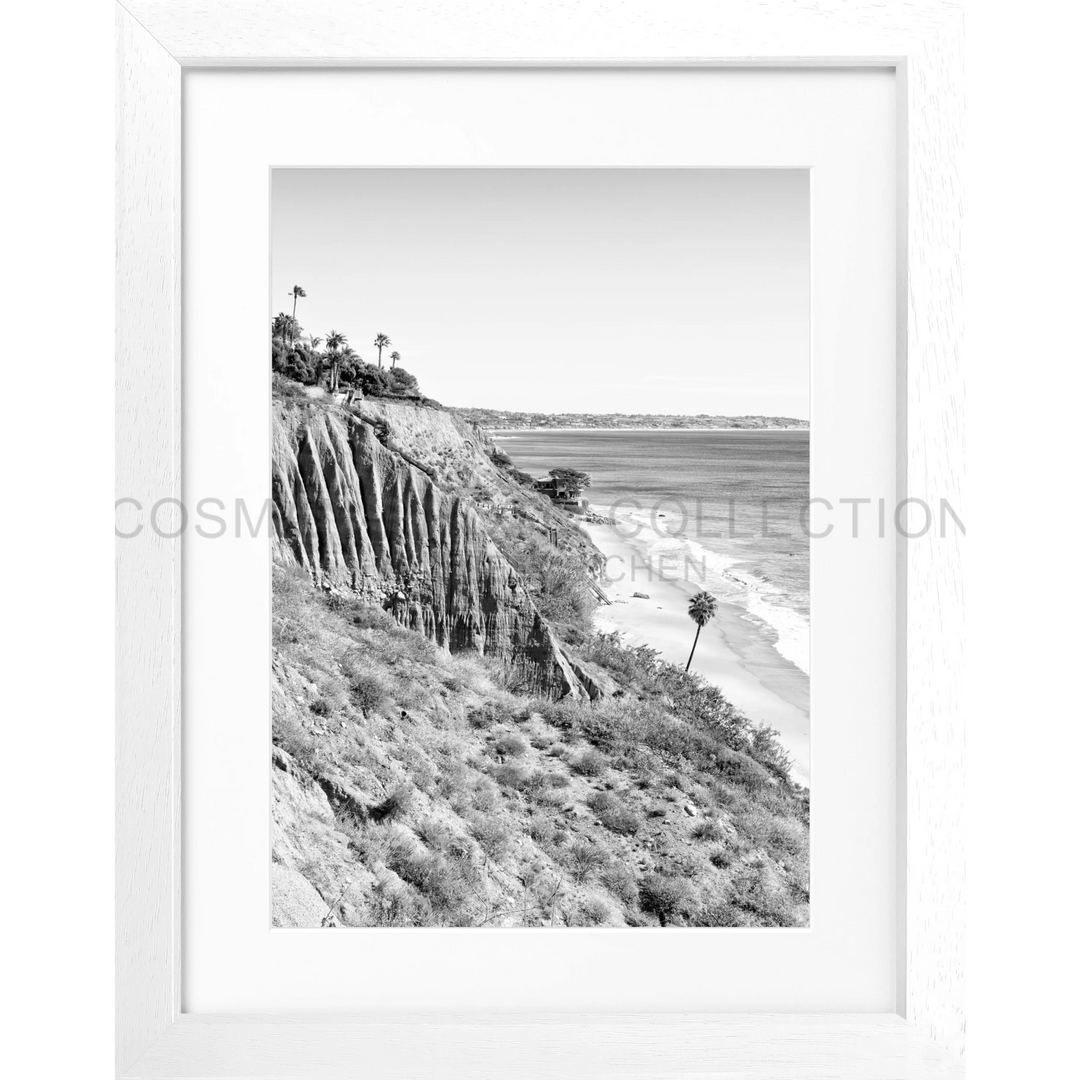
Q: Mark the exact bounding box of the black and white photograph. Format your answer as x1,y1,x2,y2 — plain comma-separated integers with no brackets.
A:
270,169,811,928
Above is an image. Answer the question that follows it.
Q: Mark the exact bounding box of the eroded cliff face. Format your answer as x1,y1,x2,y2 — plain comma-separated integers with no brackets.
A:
272,399,591,698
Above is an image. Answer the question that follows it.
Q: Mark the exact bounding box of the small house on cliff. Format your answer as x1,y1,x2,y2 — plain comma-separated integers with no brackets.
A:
535,470,590,516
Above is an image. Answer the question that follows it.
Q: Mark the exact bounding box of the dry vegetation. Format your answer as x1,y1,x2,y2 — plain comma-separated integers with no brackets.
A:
272,566,809,928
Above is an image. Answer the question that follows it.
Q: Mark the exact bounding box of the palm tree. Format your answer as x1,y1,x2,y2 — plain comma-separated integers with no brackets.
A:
289,285,306,321
272,312,301,350
389,350,401,370
337,345,359,389
373,333,391,369
685,591,718,672
325,330,347,391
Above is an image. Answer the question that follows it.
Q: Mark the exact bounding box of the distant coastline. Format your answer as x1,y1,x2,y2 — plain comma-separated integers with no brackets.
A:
450,407,809,432
490,426,808,435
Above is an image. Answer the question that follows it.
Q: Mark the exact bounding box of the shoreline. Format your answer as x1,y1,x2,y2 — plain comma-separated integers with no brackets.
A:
582,509,810,788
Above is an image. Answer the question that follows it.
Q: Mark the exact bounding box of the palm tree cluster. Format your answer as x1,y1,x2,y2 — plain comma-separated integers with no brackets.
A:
271,288,420,399
272,285,308,349
324,330,348,392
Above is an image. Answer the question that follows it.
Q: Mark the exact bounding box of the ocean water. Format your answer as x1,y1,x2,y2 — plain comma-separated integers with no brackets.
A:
497,429,810,675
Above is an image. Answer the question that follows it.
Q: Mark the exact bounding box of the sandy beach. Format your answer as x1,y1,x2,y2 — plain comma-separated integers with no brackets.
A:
582,511,810,788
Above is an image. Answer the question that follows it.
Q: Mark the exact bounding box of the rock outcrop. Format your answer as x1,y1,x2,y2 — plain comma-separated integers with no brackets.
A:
272,400,594,698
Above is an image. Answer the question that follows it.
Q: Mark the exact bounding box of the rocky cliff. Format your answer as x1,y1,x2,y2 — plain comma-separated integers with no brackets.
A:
272,396,595,698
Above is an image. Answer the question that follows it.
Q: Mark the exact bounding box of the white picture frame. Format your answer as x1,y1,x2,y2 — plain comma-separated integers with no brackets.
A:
115,2,964,1076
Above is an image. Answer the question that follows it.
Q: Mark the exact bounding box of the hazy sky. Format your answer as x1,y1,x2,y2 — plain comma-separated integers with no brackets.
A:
272,169,808,418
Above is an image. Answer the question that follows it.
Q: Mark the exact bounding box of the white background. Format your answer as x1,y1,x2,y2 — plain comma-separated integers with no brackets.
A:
183,67,896,1013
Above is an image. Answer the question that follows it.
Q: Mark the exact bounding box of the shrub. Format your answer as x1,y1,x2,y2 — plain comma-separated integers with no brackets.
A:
571,749,608,777
763,816,807,860
467,703,501,730
750,724,794,779
735,809,806,864
309,697,333,718
350,673,389,716
506,466,535,487
568,896,612,926
526,872,566,924
528,819,557,846
272,344,319,385
717,753,772,794
708,846,736,869
347,362,422,399
382,365,420,396
467,813,512,860
435,761,470,803
349,363,390,396
384,844,466,914
491,762,530,791
367,878,436,928
587,791,642,835
519,861,545,889
638,873,696,926
272,714,316,771
487,518,597,641
521,770,551,793
272,374,310,402
519,698,563,725
400,754,437,796
370,785,414,823
346,819,401,866
563,841,609,884
349,605,397,632
691,819,724,843
492,732,528,757
577,632,778,766
728,860,800,926
665,771,688,792
470,778,499,812
548,772,571,789
686,896,750,928
600,863,639,908
711,783,740,807
310,670,350,715
415,818,452,851
528,786,567,810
